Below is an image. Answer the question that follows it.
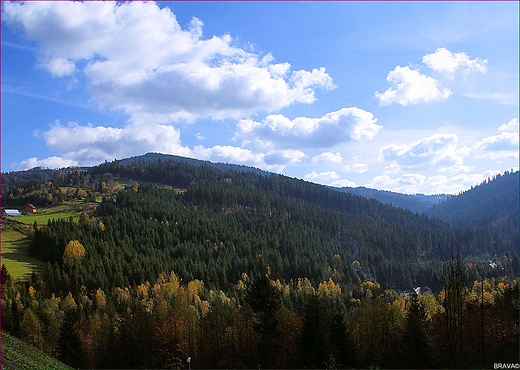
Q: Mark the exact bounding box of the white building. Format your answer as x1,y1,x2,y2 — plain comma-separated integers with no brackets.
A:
3,209,21,217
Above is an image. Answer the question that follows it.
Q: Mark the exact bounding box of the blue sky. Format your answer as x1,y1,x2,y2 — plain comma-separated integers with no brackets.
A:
1,1,518,194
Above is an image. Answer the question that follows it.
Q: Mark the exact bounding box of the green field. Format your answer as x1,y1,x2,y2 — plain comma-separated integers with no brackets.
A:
13,210,80,226
0,227,46,281
1,331,72,369
1,205,83,281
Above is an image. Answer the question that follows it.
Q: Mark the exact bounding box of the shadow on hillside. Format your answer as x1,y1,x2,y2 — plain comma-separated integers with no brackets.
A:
1,234,45,281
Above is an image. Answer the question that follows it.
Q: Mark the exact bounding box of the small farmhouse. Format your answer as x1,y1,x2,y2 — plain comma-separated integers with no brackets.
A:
3,209,21,217
24,204,37,213
414,286,432,295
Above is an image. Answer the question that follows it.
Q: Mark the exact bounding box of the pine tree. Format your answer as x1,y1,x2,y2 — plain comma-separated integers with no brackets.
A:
246,273,282,368
402,294,430,368
57,309,86,369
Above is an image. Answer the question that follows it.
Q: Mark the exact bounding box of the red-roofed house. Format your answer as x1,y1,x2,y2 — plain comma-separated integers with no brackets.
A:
24,204,37,213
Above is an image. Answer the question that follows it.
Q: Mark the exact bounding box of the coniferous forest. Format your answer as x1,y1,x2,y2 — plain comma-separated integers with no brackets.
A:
1,155,518,369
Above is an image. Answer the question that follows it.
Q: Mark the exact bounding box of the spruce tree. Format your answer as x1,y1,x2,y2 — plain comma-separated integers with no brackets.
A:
57,309,85,369
402,294,430,368
246,273,282,368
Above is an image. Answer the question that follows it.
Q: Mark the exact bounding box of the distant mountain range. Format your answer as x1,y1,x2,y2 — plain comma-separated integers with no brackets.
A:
2,152,517,222
332,186,449,214
107,153,452,214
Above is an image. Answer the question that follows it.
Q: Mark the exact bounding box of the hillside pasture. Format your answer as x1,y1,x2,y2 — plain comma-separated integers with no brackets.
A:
1,204,83,281
13,209,80,226
0,227,46,281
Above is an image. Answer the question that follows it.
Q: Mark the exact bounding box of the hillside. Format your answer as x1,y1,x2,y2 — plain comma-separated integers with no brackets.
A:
2,152,444,213
426,170,519,226
1,155,518,370
0,167,61,189
0,152,269,190
1,332,72,369
0,152,450,214
114,152,272,177
28,173,452,292
333,186,448,214
2,157,513,294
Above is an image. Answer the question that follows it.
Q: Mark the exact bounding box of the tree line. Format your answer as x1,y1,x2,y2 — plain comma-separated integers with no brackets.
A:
1,263,518,369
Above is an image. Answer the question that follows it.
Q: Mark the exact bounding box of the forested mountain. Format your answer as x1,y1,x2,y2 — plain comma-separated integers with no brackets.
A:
118,152,271,177
333,186,448,214
1,167,62,188
2,156,518,369
426,170,519,226
0,152,269,190
426,171,519,252
414,193,450,204
3,157,516,294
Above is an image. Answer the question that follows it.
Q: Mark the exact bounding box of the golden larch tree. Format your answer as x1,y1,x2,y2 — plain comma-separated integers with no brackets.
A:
63,240,85,263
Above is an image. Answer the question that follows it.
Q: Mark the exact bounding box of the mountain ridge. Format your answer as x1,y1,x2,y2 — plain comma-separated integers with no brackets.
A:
2,152,516,219
2,152,448,213
332,185,449,214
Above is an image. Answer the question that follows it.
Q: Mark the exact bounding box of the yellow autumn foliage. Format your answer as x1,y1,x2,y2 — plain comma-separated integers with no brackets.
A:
62,292,78,311
95,289,107,309
63,240,85,263
318,278,341,296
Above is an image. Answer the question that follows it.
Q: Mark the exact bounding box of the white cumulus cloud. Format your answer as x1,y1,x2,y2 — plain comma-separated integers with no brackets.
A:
375,66,452,106
311,152,343,164
471,119,519,160
304,171,341,181
379,133,468,172
365,170,501,195
40,57,76,77
2,1,335,123
17,156,78,170
193,145,304,173
344,163,368,174
235,107,381,150
472,135,519,160
498,118,518,132
30,118,306,172
42,120,191,166
330,179,357,188
423,47,488,79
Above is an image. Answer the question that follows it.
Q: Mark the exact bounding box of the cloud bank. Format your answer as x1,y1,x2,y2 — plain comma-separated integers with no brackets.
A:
472,118,519,160
235,108,382,150
365,171,503,195
41,120,191,166
3,1,341,173
375,48,488,106
2,1,335,123
379,133,468,172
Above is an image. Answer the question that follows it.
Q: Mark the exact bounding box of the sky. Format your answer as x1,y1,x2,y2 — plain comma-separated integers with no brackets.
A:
1,1,518,195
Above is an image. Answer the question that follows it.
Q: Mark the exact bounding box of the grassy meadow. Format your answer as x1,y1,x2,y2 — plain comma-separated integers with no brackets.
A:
13,208,80,226
1,204,83,281
0,227,45,281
